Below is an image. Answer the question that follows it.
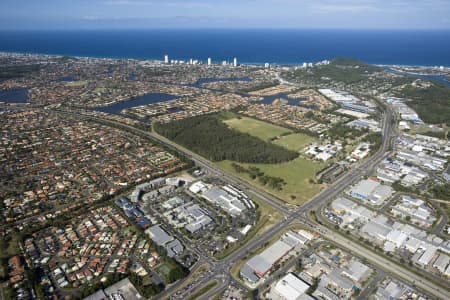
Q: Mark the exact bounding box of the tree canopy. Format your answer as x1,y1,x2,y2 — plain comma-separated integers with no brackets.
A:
154,114,299,164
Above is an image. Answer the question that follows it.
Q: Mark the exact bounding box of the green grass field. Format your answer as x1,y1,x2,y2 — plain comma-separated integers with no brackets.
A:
217,157,325,204
224,117,292,141
219,116,324,205
273,133,315,151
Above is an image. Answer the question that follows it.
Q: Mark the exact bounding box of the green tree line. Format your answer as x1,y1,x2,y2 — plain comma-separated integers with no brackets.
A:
231,163,286,190
400,83,450,125
154,114,299,164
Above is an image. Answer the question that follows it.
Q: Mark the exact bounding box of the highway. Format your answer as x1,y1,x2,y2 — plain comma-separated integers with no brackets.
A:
147,131,293,215
162,107,402,299
52,106,450,300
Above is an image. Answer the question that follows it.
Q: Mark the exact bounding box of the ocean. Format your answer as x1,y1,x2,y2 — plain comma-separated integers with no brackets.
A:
0,29,450,66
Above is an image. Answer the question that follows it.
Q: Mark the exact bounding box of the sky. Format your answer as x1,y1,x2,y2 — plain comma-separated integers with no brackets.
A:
0,0,449,30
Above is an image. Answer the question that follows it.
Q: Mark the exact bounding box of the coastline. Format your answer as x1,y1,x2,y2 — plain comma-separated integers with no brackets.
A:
2,50,450,69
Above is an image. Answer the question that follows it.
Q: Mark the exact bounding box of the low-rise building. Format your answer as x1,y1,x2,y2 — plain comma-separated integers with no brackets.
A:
348,178,393,205
272,273,311,300
202,186,247,216
241,230,311,284
346,118,381,132
433,253,450,273
391,195,436,227
146,225,174,246
349,142,371,161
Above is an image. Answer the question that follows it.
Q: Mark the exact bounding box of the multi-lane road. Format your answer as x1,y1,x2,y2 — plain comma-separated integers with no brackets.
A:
157,107,398,298
53,106,450,300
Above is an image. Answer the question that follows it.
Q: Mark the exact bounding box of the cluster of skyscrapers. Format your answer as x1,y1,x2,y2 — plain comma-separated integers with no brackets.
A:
164,54,238,67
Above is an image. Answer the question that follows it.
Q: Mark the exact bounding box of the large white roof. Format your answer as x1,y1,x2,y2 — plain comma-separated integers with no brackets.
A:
260,240,293,265
274,273,309,300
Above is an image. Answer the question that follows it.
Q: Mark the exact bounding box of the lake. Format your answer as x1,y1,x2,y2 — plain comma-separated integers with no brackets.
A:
253,92,306,106
0,88,29,103
93,93,178,115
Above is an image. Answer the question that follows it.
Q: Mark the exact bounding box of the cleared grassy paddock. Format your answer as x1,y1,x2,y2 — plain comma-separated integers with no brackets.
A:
273,132,315,151
220,116,324,205
224,117,292,141
217,157,325,205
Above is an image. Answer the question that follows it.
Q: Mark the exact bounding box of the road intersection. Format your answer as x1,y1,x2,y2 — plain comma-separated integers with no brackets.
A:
54,105,450,299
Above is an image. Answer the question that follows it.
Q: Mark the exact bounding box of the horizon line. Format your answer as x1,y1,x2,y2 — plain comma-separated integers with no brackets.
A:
1,27,450,31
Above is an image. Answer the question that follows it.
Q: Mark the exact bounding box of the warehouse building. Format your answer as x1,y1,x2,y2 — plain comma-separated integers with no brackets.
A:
433,253,450,273
271,273,312,300
348,178,393,205
240,231,311,283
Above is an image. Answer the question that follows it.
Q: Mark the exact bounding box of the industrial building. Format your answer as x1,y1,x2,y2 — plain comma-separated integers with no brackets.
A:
318,89,375,114
374,280,404,300
348,178,393,205
271,273,312,300
433,253,450,273
376,157,428,186
346,118,381,132
202,186,247,216
390,195,436,228
240,230,312,284
342,260,371,282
